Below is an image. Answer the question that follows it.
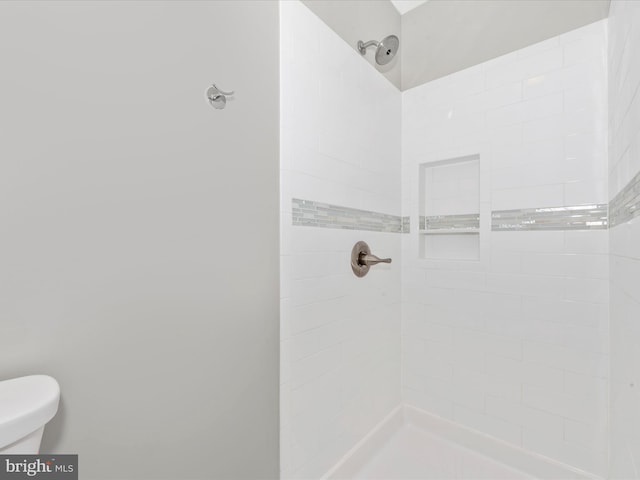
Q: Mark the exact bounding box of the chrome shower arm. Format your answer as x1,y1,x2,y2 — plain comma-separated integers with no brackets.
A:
357,40,379,55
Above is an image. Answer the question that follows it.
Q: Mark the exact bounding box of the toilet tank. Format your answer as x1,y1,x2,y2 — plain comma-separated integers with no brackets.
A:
0,375,60,453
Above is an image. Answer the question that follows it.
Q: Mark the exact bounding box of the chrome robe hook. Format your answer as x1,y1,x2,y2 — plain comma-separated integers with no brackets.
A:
206,83,234,109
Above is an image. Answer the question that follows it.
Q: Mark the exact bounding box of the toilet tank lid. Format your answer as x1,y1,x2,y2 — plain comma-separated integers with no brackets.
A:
0,375,60,449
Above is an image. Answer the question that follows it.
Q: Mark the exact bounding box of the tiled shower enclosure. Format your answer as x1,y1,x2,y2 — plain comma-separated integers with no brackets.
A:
281,1,640,478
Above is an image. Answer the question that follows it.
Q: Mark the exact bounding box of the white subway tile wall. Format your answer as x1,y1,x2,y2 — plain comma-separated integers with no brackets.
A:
402,21,609,476
280,2,402,478
608,1,640,478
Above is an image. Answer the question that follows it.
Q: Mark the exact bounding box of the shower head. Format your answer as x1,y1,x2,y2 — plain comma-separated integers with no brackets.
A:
357,35,399,65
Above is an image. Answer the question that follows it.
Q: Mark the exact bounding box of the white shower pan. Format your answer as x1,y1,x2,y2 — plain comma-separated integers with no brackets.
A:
324,405,600,480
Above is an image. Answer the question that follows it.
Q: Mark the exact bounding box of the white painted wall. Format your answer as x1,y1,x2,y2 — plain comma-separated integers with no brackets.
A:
0,2,279,478
280,2,402,477
401,21,609,476
608,1,640,478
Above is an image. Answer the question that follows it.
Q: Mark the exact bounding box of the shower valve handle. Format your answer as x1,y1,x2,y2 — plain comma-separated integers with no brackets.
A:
351,241,392,277
358,252,392,266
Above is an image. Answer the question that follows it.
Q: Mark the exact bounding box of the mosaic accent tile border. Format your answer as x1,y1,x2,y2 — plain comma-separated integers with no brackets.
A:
419,213,480,232
492,204,608,231
292,200,611,233
292,198,405,233
610,170,640,227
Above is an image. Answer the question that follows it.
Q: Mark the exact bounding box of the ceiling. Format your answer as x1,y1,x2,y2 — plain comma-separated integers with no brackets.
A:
301,0,611,90
401,0,611,89
390,0,428,15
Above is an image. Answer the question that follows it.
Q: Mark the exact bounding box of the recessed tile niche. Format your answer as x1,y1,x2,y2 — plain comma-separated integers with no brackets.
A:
419,155,480,260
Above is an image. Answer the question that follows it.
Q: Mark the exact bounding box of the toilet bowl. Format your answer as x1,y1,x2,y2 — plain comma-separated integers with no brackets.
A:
0,375,60,454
